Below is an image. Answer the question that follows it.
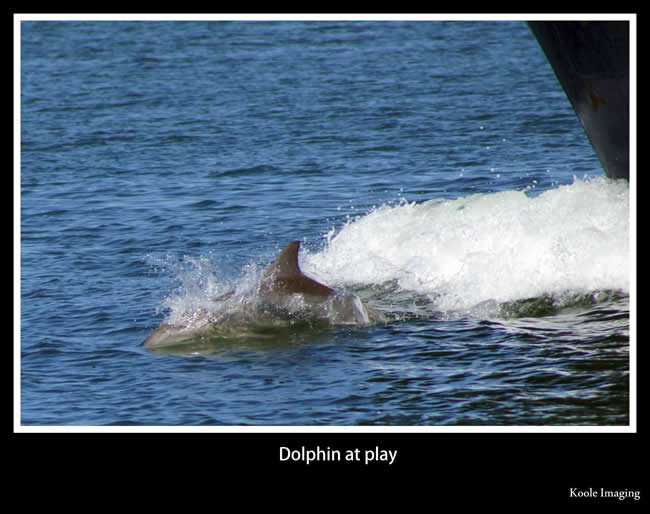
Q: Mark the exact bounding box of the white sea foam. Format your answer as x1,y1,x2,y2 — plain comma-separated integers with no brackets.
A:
304,177,630,313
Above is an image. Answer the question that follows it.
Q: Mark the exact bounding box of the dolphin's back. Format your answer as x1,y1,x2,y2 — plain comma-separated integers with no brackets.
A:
144,240,386,348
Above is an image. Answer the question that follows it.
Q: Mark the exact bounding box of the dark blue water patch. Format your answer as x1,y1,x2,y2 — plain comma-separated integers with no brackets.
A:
213,164,284,178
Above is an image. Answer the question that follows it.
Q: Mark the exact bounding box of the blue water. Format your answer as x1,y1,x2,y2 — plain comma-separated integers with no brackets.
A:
19,20,630,426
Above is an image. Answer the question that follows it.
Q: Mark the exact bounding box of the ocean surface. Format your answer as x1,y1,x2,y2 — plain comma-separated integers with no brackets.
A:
19,20,631,427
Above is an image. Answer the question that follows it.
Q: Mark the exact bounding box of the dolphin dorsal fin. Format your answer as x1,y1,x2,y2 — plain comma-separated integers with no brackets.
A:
262,241,334,298
268,241,302,277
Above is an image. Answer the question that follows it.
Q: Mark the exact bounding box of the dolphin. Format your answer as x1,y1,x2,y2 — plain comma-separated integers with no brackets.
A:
143,241,387,348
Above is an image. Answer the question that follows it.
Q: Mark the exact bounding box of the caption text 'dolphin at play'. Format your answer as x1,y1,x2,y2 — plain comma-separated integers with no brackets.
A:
279,446,397,465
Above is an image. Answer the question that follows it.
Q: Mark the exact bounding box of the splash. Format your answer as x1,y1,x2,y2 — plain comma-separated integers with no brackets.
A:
305,177,630,315
147,253,262,327
145,246,385,349
148,177,629,331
